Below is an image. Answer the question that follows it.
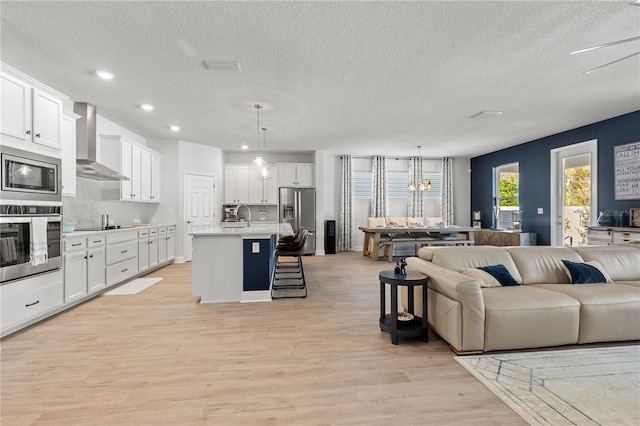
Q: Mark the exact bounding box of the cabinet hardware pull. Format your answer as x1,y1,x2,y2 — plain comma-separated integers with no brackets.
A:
121,268,128,272
72,243,82,246
84,256,88,259
121,250,128,253
26,300,40,307
36,133,41,138
89,254,94,258
26,129,31,135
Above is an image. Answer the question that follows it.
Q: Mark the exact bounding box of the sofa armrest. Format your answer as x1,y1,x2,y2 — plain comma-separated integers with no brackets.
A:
406,256,485,352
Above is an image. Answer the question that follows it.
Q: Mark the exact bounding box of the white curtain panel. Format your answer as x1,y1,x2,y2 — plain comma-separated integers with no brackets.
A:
338,155,355,251
371,156,388,218
441,157,454,225
407,156,424,218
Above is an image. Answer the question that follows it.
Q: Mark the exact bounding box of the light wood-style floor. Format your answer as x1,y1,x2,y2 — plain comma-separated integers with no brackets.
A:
1,252,526,425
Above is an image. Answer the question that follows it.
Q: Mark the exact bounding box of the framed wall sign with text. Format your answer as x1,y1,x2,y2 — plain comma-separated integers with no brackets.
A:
614,141,640,200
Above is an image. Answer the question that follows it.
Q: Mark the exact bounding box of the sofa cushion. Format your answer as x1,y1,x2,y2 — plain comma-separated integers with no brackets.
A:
533,283,640,344
428,246,523,284
570,246,640,282
482,286,580,351
460,268,501,288
505,246,583,285
477,264,520,286
561,260,613,284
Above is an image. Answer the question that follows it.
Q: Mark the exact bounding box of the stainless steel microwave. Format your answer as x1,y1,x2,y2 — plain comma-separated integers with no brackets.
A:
1,146,62,203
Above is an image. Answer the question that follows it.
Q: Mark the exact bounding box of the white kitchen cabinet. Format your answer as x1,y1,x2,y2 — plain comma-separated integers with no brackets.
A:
61,109,81,197
148,228,159,269
249,166,278,203
63,234,106,302
105,230,139,286
1,68,65,153
1,270,64,338
138,229,150,272
166,226,176,261
224,165,249,203
277,163,313,187
150,152,161,202
101,135,160,202
158,227,167,264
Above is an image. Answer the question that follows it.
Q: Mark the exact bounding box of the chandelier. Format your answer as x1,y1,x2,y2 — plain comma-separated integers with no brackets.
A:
249,104,269,171
408,146,432,192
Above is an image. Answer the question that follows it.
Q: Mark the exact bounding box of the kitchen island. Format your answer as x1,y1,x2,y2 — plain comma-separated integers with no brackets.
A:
190,223,293,303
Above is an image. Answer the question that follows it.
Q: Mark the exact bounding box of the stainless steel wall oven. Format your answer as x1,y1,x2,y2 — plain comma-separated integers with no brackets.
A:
0,205,62,284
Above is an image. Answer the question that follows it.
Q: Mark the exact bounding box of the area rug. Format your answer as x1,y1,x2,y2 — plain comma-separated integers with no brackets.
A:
102,277,163,295
455,345,640,426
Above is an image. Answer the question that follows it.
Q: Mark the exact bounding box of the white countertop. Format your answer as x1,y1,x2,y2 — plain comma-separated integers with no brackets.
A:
191,223,293,237
63,224,175,238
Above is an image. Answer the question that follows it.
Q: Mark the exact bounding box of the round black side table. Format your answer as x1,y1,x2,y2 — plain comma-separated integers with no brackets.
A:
379,270,428,345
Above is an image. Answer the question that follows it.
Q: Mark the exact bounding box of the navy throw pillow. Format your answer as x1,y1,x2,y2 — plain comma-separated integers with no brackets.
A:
477,264,520,287
561,260,607,284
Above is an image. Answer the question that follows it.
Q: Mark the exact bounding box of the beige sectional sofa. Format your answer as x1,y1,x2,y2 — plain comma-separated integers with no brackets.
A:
403,245,640,353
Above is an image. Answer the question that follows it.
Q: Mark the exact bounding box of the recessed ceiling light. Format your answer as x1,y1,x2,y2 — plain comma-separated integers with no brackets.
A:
630,0,640,6
170,125,180,132
96,70,115,80
140,104,154,111
469,111,503,119
241,145,249,150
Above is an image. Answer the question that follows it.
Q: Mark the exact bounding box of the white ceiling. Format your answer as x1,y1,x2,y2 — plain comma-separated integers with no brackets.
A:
1,1,639,158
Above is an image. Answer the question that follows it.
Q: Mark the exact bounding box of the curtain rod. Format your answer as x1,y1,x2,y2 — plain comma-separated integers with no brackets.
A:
339,155,442,160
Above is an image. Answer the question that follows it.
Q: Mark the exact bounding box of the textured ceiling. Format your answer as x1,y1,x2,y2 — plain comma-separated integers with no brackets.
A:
1,1,638,158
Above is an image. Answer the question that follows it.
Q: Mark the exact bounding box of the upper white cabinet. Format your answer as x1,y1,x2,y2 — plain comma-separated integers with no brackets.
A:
61,110,81,197
277,163,313,187
1,65,66,155
248,166,278,204
101,135,161,203
224,165,249,204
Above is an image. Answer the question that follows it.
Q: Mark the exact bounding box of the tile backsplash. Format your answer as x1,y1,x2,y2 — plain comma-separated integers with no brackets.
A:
63,178,158,228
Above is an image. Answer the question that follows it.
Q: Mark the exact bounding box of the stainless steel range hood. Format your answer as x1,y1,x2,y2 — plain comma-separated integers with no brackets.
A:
74,102,129,181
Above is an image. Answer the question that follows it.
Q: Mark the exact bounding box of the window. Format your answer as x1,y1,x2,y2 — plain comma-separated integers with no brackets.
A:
494,163,519,229
422,172,442,200
387,172,409,198
353,171,372,199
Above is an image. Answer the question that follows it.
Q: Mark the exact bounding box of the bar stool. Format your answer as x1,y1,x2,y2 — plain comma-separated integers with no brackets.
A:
272,230,309,299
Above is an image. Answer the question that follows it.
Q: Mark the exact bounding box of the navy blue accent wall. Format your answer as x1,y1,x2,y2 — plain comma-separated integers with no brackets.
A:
471,111,640,245
242,237,276,291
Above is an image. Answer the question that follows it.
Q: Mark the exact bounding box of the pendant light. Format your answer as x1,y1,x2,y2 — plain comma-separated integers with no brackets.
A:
249,104,269,171
408,146,432,192
257,127,273,180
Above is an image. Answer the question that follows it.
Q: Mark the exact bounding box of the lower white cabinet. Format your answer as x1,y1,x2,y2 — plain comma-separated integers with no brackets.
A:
166,226,175,260
105,232,139,286
1,271,64,336
64,234,106,302
158,227,167,264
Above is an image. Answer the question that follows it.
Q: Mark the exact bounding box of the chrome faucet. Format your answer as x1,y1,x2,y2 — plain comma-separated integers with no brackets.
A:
234,204,251,227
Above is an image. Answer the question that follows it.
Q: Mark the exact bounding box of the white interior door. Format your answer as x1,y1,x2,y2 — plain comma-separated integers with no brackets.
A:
184,173,216,262
550,140,598,246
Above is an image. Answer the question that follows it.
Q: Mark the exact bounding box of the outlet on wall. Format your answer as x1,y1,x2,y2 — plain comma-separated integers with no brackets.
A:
133,218,141,224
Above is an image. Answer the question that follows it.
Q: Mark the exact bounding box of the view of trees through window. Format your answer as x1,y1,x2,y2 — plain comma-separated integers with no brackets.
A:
564,165,591,245
495,163,519,229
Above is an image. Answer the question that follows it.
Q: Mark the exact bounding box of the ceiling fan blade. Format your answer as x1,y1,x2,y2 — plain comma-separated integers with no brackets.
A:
583,51,640,74
571,36,640,55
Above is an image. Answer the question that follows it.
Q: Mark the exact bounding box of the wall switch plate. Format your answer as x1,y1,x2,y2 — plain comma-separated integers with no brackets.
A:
133,218,141,224
538,208,544,214
260,217,265,221
252,242,260,253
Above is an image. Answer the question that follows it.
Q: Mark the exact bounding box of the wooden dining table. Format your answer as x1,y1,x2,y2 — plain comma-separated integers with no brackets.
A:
358,225,477,261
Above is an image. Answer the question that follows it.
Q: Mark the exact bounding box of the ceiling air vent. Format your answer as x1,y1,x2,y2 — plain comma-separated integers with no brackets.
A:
469,111,503,119
203,60,242,72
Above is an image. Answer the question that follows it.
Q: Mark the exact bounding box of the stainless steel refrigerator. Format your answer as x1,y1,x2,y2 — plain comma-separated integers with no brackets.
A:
279,187,316,255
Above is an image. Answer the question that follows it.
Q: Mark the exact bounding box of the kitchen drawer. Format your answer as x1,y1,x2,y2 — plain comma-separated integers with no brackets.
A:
106,258,139,286
158,227,167,235
105,230,138,245
138,229,149,238
167,225,175,234
64,237,87,252
87,235,106,247
149,228,158,236
1,280,63,329
106,240,138,265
